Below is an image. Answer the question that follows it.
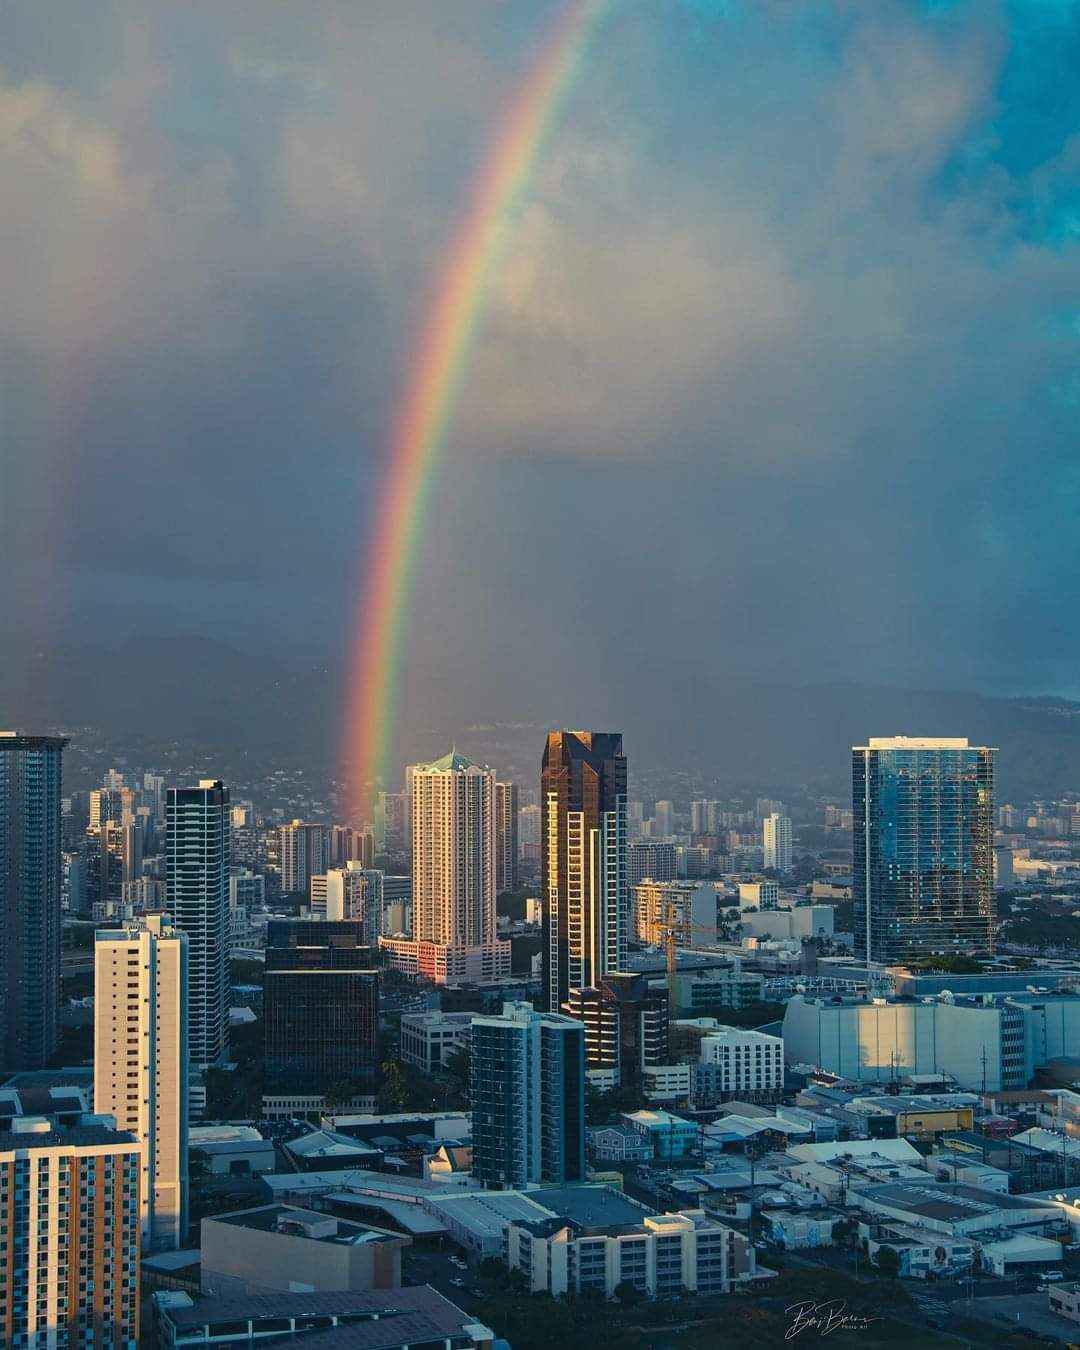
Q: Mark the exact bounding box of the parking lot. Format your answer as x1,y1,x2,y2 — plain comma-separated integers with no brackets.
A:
962,1292,1079,1343
403,1245,482,1302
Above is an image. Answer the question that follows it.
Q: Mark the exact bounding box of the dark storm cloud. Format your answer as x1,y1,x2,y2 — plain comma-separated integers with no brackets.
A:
2,0,1080,746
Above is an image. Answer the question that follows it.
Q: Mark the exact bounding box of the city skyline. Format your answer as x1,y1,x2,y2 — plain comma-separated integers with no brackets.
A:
4,0,1080,1339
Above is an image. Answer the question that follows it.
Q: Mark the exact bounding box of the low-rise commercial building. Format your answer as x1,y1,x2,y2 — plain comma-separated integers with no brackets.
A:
642,1063,693,1105
154,1286,495,1350
506,1208,755,1299
378,936,512,986
399,1011,474,1073
200,1205,408,1296
670,967,767,1014
623,1109,700,1160
1048,1281,1080,1324
759,1209,838,1250
189,1124,276,1176
784,990,1080,1092
855,1182,1062,1239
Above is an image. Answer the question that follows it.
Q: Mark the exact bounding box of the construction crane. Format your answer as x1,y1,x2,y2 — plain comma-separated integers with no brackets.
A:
658,893,726,1009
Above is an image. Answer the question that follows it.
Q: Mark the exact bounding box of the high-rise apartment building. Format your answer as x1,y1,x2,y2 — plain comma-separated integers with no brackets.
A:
563,973,669,1087
0,1114,143,1346
279,820,330,896
329,824,375,869
166,780,230,1068
0,732,67,1071
853,737,995,964
690,800,722,836
628,840,678,888
653,800,675,836
412,751,494,946
378,751,509,984
94,913,189,1250
264,920,379,1090
495,781,519,895
470,1002,585,1188
324,864,384,944
541,731,628,1013
762,812,792,873
633,879,717,946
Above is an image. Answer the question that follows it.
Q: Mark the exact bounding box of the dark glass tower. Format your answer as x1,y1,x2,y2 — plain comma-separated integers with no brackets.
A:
541,731,627,1013
853,737,995,964
0,732,67,1070
264,920,379,1089
166,780,230,1068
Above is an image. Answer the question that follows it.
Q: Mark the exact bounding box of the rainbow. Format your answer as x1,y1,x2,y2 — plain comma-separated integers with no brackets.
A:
346,0,609,815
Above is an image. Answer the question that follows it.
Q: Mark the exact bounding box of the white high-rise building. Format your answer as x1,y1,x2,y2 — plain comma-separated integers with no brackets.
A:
325,863,384,944
762,813,792,874
94,912,189,1250
699,1027,784,1093
653,800,675,837
166,779,229,1068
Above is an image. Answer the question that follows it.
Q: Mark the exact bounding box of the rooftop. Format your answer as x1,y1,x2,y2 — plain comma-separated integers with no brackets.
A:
0,1121,137,1153
860,1182,1055,1223
286,1130,383,1162
207,1205,397,1245
157,1286,478,1342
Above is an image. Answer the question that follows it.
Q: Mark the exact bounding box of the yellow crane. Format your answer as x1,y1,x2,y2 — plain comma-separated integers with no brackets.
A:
658,893,725,1008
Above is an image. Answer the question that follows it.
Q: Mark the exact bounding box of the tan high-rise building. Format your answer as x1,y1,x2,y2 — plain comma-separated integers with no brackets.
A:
94,913,189,1250
412,751,495,947
0,1114,142,1345
375,752,510,985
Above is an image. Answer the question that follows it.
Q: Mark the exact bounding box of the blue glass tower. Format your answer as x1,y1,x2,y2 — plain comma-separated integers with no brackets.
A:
853,737,995,964
0,732,67,1070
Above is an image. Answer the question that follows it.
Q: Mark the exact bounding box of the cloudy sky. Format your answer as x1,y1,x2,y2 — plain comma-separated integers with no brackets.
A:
3,0,1080,750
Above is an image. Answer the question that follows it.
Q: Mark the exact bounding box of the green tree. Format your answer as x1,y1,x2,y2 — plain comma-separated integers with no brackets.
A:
323,1077,361,1116
613,1280,640,1307
876,1244,901,1279
445,1045,470,1091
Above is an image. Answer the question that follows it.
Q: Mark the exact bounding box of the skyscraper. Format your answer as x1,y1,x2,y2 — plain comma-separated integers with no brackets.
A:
541,731,628,1013
324,863,384,944
0,732,67,1071
264,920,379,1091
166,779,230,1068
470,1002,585,1188
628,840,678,888
495,781,519,895
94,913,189,1250
762,812,792,873
853,737,995,964
563,973,669,1088
279,820,331,896
377,751,510,984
